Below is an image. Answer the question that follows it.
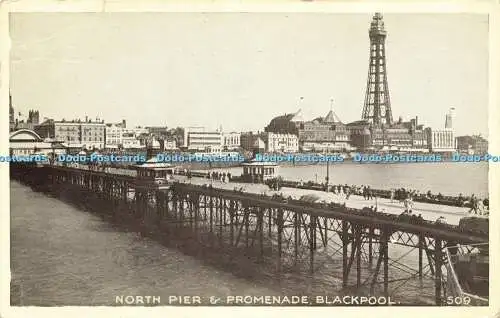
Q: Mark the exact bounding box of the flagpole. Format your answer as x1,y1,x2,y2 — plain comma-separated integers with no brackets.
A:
325,98,334,192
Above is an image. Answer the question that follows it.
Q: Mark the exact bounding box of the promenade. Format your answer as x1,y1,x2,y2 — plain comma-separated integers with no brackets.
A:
175,176,472,226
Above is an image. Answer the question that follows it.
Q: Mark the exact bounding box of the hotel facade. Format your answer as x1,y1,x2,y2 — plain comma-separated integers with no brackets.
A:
184,127,223,152
35,119,106,150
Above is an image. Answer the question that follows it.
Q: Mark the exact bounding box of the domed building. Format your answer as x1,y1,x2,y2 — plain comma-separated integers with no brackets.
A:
265,105,351,152
265,110,302,135
9,129,66,157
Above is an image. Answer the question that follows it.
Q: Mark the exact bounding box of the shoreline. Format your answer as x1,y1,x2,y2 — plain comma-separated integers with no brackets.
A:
177,158,489,170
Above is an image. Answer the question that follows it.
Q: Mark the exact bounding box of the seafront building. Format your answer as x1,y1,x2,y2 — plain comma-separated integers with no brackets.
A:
35,117,106,150
183,127,223,152
182,127,242,153
240,132,266,154
105,120,127,148
265,104,351,152
425,128,456,153
222,132,241,150
265,132,299,153
300,108,351,152
240,131,299,154
9,129,67,157
264,108,429,153
105,120,147,149
146,126,169,138
425,110,457,153
456,135,488,155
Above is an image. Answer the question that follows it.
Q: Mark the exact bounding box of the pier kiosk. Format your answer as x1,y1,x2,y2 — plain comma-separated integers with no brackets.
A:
241,161,279,183
134,157,176,190
132,157,177,225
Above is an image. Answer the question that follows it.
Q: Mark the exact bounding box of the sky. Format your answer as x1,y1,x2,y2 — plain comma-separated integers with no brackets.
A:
9,12,489,137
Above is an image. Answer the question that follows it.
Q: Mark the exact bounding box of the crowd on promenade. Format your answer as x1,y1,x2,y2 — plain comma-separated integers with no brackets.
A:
207,171,232,183
294,178,488,212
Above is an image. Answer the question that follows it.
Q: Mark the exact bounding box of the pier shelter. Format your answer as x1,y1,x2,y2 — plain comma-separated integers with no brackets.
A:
241,161,279,183
134,157,176,188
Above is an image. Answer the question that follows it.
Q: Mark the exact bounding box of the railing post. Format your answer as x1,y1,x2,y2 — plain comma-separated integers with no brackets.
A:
310,215,316,274
277,208,283,273
342,220,349,288
419,234,424,282
383,228,389,297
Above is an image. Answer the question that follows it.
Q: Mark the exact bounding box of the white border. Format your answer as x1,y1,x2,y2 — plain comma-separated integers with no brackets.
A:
1,1,499,318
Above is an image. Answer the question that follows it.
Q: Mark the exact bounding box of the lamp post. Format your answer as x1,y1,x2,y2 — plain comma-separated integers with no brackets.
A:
326,146,330,192
51,143,55,165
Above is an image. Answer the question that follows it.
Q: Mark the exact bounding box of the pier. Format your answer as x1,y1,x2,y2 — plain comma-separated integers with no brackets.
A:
11,163,488,306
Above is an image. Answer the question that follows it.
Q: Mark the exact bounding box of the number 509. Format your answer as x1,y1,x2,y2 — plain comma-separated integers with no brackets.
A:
446,296,471,305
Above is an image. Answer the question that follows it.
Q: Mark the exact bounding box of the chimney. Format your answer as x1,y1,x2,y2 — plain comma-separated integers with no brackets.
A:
122,119,126,128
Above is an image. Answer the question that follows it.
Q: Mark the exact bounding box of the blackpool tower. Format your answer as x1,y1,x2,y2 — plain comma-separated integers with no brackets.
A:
361,13,393,126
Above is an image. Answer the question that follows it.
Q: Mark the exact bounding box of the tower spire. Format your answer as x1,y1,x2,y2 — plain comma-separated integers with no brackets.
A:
445,107,455,129
361,12,393,126
9,90,14,124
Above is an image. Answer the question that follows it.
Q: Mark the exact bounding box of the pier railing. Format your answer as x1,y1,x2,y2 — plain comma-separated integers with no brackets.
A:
444,243,489,306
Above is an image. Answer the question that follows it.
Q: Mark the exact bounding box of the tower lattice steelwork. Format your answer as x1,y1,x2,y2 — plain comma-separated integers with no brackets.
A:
361,13,393,126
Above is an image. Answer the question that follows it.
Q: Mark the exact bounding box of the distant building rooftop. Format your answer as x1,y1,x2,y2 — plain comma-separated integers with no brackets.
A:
135,157,176,170
241,161,278,166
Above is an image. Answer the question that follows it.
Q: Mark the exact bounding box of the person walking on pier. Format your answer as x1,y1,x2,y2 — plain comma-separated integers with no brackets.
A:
468,194,479,215
367,186,373,200
345,186,351,200
435,216,447,224
403,197,414,213
476,199,485,215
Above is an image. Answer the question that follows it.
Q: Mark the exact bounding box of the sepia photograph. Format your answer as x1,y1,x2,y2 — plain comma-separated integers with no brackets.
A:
3,6,495,312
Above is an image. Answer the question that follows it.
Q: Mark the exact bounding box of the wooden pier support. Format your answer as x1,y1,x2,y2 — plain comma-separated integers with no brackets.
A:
310,215,316,274
434,239,443,306
277,209,284,273
419,234,424,281
342,220,349,288
382,229,389,297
